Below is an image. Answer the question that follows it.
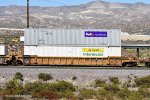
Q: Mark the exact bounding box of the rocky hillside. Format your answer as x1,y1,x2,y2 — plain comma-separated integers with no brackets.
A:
0,1,150,35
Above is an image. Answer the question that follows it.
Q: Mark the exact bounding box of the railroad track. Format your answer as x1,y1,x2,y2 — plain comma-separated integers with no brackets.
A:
0,65,149,70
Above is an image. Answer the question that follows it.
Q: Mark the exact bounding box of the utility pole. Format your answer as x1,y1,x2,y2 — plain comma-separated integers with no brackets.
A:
27,0,29,28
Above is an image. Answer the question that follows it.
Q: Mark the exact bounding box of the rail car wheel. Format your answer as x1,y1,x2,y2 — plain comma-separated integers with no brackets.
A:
145,62,150,67
17,60,23,65
12,61,18,66
122,62,136,67
126,63,133,67
11,55,19,66
133,62,137,67
6,60,12,65
122,63,126,67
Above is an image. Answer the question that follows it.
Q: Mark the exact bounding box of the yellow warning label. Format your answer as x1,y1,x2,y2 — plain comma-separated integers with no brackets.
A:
82,48,104,53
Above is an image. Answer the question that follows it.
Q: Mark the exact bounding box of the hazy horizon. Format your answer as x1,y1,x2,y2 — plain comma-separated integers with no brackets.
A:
0,0,150,7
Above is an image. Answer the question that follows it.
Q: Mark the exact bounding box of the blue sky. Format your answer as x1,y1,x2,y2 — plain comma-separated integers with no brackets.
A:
0,0,150,6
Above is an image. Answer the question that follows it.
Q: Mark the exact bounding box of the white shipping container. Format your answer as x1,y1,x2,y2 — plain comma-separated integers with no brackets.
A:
24,46,121,57
24,46,109,58
108,47,121,57
0,45,5,55
24,46,37,55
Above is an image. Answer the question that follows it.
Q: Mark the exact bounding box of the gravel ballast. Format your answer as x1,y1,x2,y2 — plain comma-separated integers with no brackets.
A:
0,67,150,86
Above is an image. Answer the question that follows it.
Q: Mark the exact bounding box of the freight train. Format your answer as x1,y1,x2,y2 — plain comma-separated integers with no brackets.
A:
0,28,149,67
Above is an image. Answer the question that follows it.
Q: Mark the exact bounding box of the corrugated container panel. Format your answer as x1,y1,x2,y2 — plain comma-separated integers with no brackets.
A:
108,47,121,57
24,29,121,46
25,29,38,45
37,29,45,45
0,45,5,55
109,30,121,46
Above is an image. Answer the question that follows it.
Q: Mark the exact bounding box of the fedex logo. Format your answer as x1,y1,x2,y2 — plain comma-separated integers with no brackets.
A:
85,32,94,36
85,31,107,37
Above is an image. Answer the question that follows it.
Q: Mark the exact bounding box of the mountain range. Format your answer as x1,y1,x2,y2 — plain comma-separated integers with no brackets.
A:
0,0,150,35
